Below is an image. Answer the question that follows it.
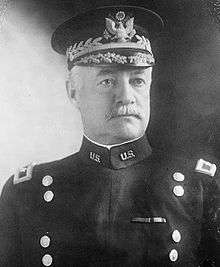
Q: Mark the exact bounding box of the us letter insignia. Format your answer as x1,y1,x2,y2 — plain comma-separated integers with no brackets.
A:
195,159,216,177
13,163,36,184
120,150,136,161
89,152,101,163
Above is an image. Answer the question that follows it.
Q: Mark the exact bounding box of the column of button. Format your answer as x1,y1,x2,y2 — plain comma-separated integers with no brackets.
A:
41,175,54,266
168,172,184,262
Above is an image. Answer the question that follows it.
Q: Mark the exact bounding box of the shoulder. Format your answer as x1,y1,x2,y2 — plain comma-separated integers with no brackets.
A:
13,163,35,185
1,153,80,198
169,153,220,193
170,152,219,178
153,150,220,183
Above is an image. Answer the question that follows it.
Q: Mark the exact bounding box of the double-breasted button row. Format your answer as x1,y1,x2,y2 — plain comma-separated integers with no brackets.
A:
41,175,54,265
172,172,185,197
170,172,184,262
40,235,52,266
168,229,181,262
42,175,54,202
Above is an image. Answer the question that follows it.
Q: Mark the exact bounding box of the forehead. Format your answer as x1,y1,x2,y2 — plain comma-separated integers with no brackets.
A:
77,65,151,77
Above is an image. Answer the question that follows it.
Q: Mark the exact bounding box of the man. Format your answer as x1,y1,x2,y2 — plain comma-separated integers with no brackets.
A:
0,5,219,267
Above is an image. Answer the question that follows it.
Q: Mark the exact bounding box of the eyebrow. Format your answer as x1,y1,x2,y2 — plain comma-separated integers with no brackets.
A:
97,68,117,77
131,69,146,75
96,67,147,77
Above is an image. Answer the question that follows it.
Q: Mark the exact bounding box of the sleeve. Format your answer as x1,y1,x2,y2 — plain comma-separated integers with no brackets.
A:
202,175,220,266
211,176,220,265
0,177,23,267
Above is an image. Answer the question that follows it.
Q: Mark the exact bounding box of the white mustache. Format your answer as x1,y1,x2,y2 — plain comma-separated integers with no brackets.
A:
105,105,141,120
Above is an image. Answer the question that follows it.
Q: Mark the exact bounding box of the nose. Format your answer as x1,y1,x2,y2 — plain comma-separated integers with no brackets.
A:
114,78,135,106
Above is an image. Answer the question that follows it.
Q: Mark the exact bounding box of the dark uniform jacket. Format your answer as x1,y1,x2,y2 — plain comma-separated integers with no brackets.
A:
0,136,219,267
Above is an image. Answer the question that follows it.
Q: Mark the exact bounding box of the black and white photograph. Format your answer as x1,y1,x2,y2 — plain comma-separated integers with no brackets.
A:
0,0,219,266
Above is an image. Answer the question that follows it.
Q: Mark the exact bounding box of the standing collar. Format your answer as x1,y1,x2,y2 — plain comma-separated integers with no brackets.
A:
79,135,152,169
83,134,145,150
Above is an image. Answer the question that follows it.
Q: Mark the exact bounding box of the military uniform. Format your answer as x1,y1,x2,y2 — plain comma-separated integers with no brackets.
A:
1,5,219,267
0,135,219,266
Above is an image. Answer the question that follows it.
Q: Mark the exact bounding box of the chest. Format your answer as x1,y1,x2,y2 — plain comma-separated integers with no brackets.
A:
17,164,205,266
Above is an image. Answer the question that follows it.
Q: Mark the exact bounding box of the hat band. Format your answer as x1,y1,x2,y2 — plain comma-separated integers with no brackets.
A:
70,51,155,68
66,35,152,62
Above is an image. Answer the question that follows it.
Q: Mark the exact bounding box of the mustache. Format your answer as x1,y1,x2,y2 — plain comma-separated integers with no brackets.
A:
105,104,141,120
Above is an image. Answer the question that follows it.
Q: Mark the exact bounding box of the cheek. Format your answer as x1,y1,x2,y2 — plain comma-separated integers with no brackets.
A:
137,88,150,105
137,90,150,119
78,91,110,118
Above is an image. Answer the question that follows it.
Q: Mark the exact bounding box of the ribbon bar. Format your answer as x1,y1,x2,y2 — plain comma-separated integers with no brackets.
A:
131,217,167,223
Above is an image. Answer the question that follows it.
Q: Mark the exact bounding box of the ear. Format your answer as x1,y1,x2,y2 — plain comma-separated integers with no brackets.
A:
66,80,78,104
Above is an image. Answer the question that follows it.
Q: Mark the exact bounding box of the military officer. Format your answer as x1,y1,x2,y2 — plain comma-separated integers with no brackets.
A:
0,5,219,267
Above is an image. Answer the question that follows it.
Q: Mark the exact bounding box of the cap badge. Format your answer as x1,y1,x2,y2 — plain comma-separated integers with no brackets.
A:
103,13,136,42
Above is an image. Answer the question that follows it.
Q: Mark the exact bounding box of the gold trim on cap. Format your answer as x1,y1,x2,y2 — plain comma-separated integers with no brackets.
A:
66,35,152,62
75,51,154,66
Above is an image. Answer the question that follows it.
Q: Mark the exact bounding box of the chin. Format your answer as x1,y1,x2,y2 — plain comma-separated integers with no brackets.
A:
105,117,147,143
112,125,143,142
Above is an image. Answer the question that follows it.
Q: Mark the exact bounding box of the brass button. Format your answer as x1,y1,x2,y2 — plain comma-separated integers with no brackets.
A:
42,254,53,266
169,249,178,262
173,185,184,197
44,191,54,202
42,175,53,187
172,230,181,243
40,235,51,248
173,172,184,182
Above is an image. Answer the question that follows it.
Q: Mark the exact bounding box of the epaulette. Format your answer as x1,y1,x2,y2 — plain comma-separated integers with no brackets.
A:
13,163,36,185
195,158,217,177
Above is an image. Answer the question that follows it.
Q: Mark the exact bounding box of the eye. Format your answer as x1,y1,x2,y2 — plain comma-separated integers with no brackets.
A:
130,78,146,87
99,78,115,87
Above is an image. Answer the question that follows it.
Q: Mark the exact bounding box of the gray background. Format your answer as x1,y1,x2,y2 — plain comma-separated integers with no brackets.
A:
0,0,220,188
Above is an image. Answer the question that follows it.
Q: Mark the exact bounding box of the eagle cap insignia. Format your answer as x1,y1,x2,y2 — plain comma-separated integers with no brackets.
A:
104,11,136,42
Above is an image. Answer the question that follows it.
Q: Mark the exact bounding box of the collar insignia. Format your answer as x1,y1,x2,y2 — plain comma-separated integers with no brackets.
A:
79,135,152,169
89,152,101,163
120,150,136,161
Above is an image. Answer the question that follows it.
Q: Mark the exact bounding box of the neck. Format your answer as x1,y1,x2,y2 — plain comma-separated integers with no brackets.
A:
84,134,144,150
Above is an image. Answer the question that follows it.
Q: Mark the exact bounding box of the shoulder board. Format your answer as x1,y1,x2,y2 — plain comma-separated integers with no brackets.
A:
195,158,216,177
13,163,36,185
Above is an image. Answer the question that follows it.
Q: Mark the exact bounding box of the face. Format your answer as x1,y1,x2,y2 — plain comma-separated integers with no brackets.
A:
68,65,152,145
